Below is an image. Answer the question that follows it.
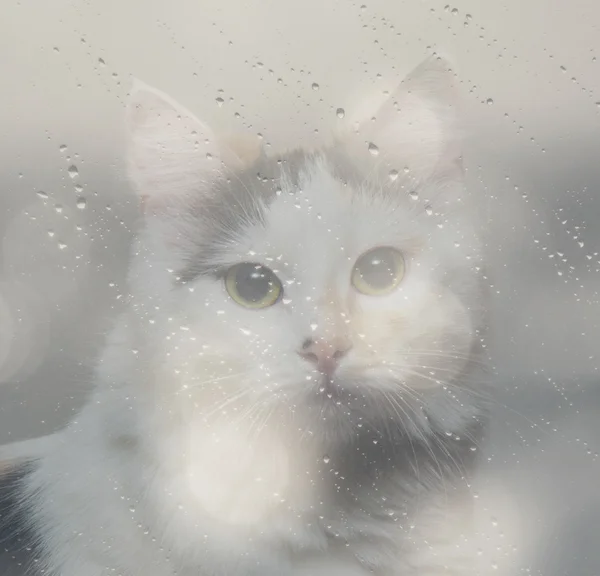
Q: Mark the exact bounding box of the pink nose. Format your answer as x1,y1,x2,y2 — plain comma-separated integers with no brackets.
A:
298,338,352,376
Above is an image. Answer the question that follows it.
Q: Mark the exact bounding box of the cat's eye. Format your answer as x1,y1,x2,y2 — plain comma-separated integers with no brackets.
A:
351,247,405,296
225,263,282,308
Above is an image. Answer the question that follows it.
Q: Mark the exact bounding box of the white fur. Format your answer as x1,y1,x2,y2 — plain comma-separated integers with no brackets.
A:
19,58,487,576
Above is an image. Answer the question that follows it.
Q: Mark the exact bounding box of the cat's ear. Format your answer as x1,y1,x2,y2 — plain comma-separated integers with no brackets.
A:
346,56,462,182
126,80,251,213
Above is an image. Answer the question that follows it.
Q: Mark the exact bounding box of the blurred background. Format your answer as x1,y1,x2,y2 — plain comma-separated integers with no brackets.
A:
1,0,599,574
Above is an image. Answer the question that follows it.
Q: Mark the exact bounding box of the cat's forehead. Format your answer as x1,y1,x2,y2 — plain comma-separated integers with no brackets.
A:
238,153,416,268
244,156,355,274
179,149,418,281
269,156,354,236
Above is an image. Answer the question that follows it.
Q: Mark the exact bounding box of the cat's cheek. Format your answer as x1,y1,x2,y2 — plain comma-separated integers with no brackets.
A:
347,287,473,390
349,298,409,360
183,421,292,525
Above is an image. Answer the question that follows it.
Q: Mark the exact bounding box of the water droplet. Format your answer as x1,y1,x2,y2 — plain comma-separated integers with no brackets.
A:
98,57,106,66
408,190,419,201
215,97,224,107
403,166,410,173
68,165,79,179
310,322,318,331
311,82,320,91
336,108,345,118
206,153,213,160
53,46,60,53
323,455,330,464
74,184,83,193
367,142,379,156
36,190,49,199
55,205,63,214
76,197,87,209
451,7,458,15
560,65,567,73
47,230,55,237
466,13,472,21
389,169,399,181
486,98,494,105
59,144,67,153
425,205,433,216
58,242,67,250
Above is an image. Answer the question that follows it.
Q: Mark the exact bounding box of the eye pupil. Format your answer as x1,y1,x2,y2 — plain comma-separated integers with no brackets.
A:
226,262,282,308
234,264,273,303
352,247,404,295
358,254,397,289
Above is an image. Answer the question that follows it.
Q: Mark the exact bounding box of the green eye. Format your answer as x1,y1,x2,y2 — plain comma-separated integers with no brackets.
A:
225,263,282,309
351,247,405,296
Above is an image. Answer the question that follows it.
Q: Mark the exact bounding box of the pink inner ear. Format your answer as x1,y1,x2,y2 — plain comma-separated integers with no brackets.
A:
138,192,177,217
221,133,262,168
338,57,461,182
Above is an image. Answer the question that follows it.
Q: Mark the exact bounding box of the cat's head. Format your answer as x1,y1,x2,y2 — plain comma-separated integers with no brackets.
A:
124,57,487,450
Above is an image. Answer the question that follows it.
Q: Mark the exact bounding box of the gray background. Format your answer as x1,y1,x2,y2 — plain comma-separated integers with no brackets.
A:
1,0,600,574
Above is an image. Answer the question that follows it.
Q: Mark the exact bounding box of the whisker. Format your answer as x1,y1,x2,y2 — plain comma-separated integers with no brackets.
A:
200,386,256,420
372,366,480,485
180,370,249,393
245,402,275,445
394,349,489,368
382,390,420,477
382,364,445,391
388,391,452,499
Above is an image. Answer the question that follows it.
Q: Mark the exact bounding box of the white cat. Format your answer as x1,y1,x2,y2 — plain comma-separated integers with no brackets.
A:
0,57,489,576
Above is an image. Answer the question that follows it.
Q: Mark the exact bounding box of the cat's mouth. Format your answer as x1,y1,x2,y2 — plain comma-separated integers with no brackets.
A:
306,373,366,408
316,375,342,401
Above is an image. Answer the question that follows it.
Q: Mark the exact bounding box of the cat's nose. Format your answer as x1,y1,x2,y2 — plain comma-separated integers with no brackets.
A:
298,337,352,376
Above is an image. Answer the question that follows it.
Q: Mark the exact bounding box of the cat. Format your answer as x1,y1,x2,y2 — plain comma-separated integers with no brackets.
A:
0,56,489,576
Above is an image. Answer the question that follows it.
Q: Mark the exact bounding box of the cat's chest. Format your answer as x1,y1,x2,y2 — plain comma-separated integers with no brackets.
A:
272,489,409,575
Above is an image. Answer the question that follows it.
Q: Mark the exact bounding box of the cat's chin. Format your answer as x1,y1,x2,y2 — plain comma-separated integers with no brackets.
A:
301,373,365,408
282,377,389,444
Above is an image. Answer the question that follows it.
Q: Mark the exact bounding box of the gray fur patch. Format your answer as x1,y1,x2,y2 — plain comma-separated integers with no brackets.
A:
177,148,319,282
0,462,42,576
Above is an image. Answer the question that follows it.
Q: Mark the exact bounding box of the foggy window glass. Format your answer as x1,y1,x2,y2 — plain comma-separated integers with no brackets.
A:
1,1,599,575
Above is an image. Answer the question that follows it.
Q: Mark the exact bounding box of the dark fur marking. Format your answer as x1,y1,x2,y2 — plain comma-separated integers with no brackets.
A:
177,149,321,283
0,462,41,576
